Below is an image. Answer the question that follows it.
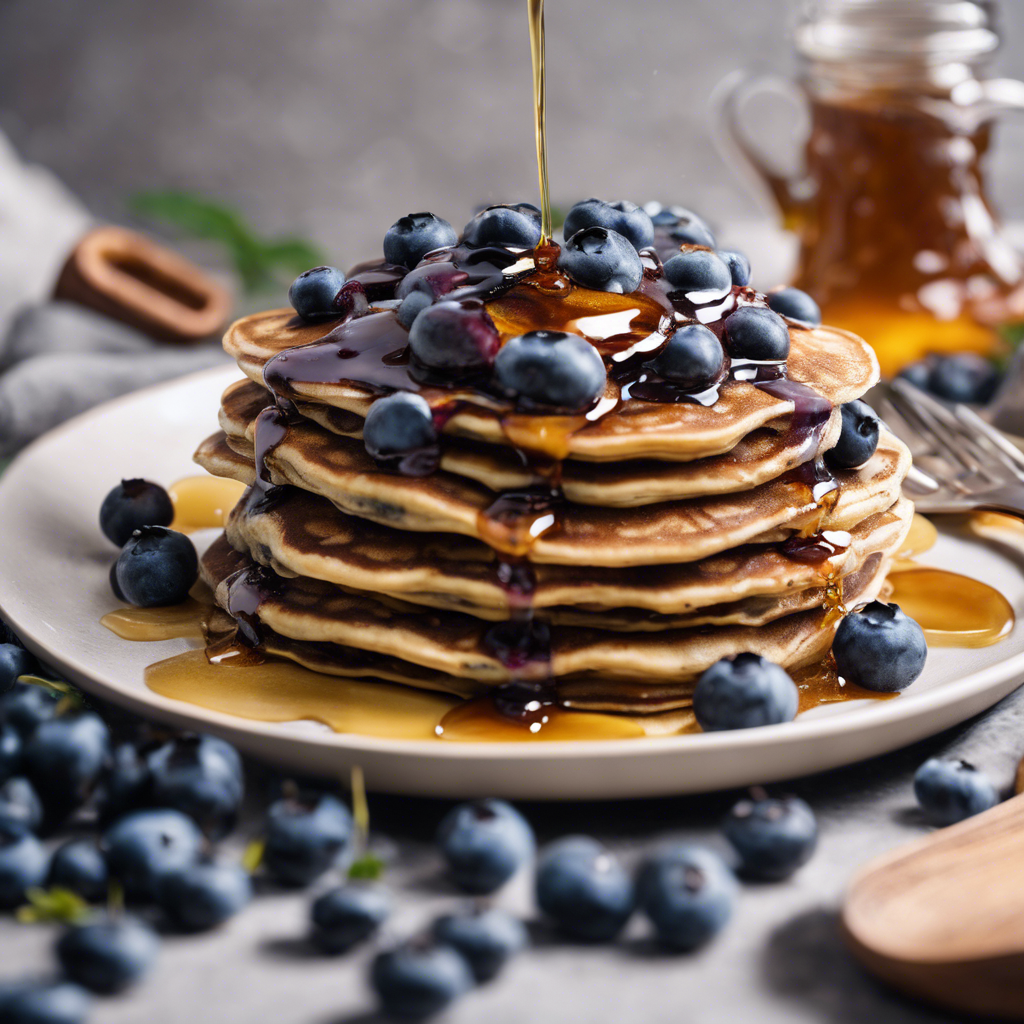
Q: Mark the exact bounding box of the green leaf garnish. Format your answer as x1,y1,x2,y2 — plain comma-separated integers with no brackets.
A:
347,854,385,881
17,887,91,925
242,838,265,874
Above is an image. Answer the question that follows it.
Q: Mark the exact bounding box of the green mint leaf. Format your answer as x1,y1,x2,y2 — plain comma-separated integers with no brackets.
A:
347,854,385,881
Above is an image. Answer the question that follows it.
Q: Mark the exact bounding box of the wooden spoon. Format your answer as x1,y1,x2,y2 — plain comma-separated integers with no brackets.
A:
843,791,1024,1018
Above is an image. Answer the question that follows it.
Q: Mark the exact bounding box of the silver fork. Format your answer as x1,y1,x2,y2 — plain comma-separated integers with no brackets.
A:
875,378,1024,518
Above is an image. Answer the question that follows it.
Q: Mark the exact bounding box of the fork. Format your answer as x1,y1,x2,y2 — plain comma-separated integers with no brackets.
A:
875,378,1024,518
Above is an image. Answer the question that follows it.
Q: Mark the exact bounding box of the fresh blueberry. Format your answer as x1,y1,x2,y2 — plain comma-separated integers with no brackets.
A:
0,981,91,1024
462,203,542,249
663,248,733,302
723,793,818,880
95,741,152,826
559,227,643,293
648,323,726,392
98,479,174,547
263,790,353,887
0,646,36,695
371,940,474,1019
898,359,933,390
637,844,737,950
914,758,1000,826
114,526,198,608
693,653,799,732
384,213,458,270
645,203,717,247
928,353,1001,404
56,917,158,995
719,250,751,287
436,798,535,895
288,266,346,321
766,287,822,326
0,821,48,908
825,400,880,471
102,809,203,902
47,840,108,903
494,331,607,412
0,684,58,739
563,199,654,252
722,305,791,361
0,726,22,784
534,836,634,942
364,393,438,461
832,601,927,693
431,907,527,982
397,290,433,329
407,299,500,372
0,778,42,833
157,861,252,932
395,262,469,302
310,883,391,953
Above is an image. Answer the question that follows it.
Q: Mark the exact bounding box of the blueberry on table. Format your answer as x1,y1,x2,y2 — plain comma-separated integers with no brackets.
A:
0,820,48,908
99,479,174,547
288,266,346,322
494,331,607,412
914,758,1000,826
263,790,353,887
723,792,818,880
649,323,726,392
559,227,643,293
310,883,391,953
718,250,751,287
56,917,159,995
114,526,198,608
407,299,500,372
722,305,791,362
384,213,458,270
0,725,22,783
766,287,822,326
825,399,880,471
832,601,926,693
662,248,733,303
95,741,152,826
693,653,799,732
928,352,1001,405
637,843,737,950
364,393,438,463
0,778,43,833
534,836,634,942
898,359,933,390
0,981,92,1024
102,809,203,902
431,907,527,982
462,203,542,249
436,798,535,895
47,839,109,904
0,645,36,694
157,861,252,932
0,684,58,739
563,198,654,252
372,941,473,1019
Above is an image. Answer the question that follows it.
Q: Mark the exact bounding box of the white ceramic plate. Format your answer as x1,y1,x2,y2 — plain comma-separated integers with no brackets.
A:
1,365,1022,799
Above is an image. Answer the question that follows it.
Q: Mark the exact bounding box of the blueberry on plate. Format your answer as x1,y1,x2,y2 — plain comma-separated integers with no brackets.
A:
914,758,1000,826
718,250,751,287
0,820,48,908
0,778,43,833
663,248,733,303
0,645,36,694
407,299,501,372
98,479,174,547
384,213,458,270
637,843,737,950
102,808,203,902
263,790,353,887
431,906,527,982
0,725,22,784
56,917,159,995
825,399,880,471
832,601,926,693
157,861,252,932
563,198,654,252
372,940,474,1019
534,836,634,942
693,653,799,732
0,684,58,739
364,393,438,462
722,305,791,361
559,227,643,293
928,352,1001,405
114,526,198,608
397,290,433,329
288,266,346,321
310,883,391,954
494,331,607,412
649,323,726,392
47,840,108,904
0,981,91,1024
436,798,535,895
462,203,542,249
723,792,818,880
766,287,822,326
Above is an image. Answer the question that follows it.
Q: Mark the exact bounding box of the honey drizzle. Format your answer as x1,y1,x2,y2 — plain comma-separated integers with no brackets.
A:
168,476,246,533
527,0,552,242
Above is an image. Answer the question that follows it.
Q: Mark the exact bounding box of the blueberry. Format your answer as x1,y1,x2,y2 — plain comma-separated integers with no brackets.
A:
928,352,1001,405
722,306,791,361
0,726,22,783
825,400,880,471
832,601,926,693
102,809,203,902
648,323,725,392
494,331,607,412
0,981,91,1024
395,263,468,303
719,250,751,287
462,203,542,249
0,821,48,908
397,290,433,329
431,907,527,982
371,941,474,1019
436,798,534,895
47,840,108,903
157,861,252,932
563,198,654,252
534,836,633,942
898,359,933,390
364,393,438,462
559,227,643,293
723,793,818,880
407,299,500,372
310,883,391,953
0,685,58,739
288,266,346,321
114,526,198,608
0,646,36,694
56,917,158,995
914,758,1000,826
693,653,799,732
646,203,717,247
384,213,458,270
638,844,736,950
662,248,733,302
263,790,353,887
98,479,173,547
95,741,152,826
766,287,822,326
0,778,42,833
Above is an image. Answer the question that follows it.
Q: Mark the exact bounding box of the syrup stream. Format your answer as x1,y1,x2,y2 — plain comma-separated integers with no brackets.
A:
527,0,552,242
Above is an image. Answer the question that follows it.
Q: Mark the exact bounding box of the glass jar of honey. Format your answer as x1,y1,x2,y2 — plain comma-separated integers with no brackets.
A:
718,0,1024,374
